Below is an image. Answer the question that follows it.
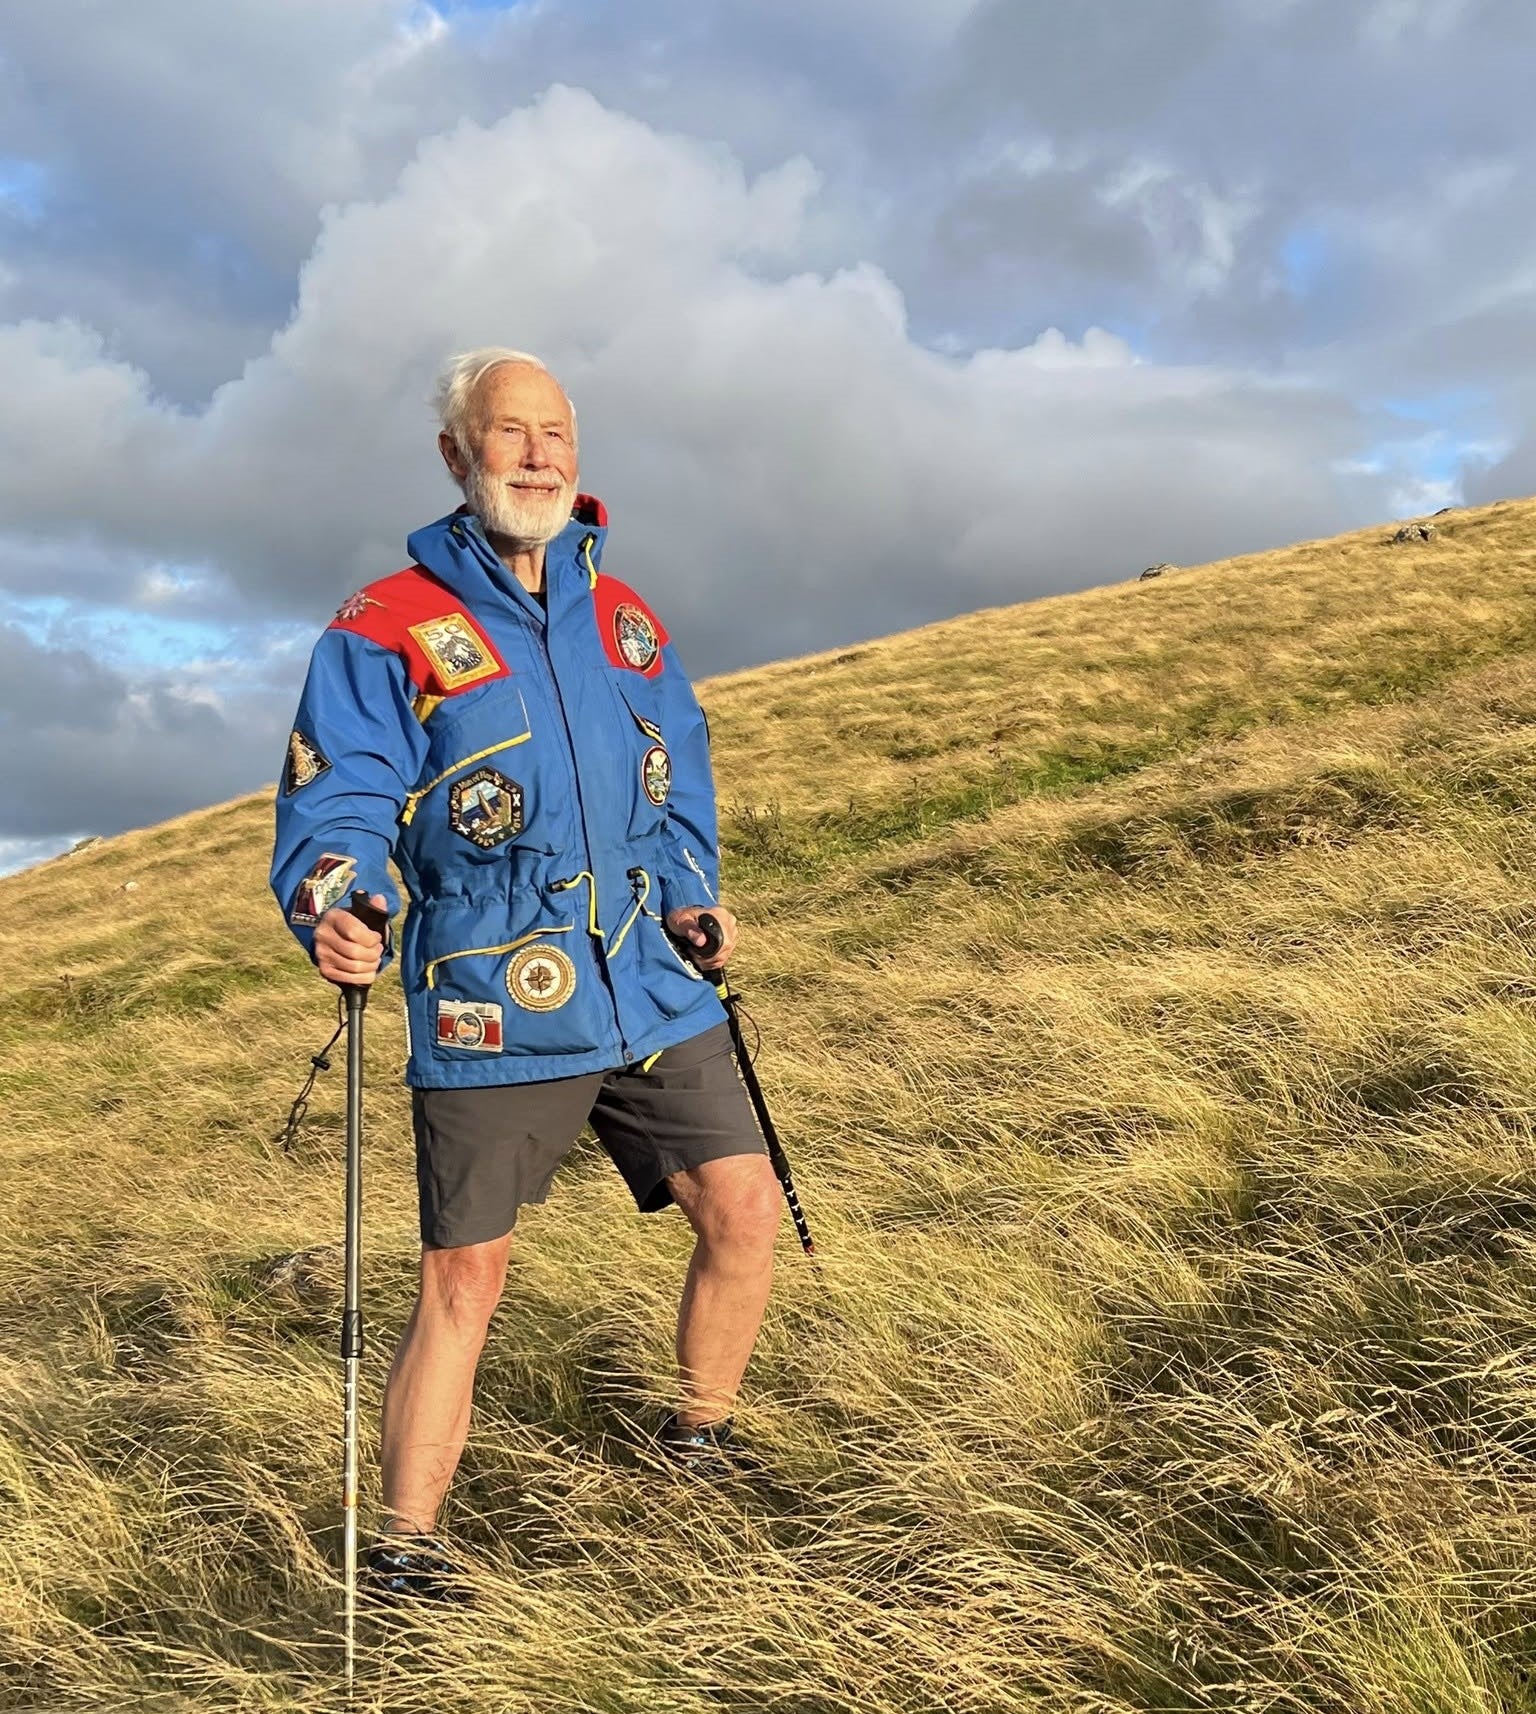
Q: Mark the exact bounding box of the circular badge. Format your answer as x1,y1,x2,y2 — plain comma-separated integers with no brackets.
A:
642,743,671,806
453,1010,486,1048
613,602,659,672
506,943,578,1012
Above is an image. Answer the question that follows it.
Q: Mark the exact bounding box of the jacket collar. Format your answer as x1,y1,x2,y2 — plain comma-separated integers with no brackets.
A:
405,499,609,619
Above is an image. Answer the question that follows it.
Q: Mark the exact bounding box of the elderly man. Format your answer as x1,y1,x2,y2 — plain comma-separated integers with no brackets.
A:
271,349,781,1600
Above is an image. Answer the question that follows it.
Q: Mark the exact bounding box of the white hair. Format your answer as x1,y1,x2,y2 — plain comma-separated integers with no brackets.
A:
433,347,576,453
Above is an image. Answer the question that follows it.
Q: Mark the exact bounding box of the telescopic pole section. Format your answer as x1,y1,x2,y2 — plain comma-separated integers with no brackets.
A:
339,889,385,1698
694,913,817,1259
341,980,365,1695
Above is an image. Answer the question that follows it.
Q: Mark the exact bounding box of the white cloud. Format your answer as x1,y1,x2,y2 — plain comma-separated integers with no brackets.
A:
0,86,1392,683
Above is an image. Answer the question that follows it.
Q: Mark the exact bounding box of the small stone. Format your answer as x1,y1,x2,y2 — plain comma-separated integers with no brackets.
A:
120,881,139,892
70,836,104,854
255,1245,343,1301
1391,523,1435,543
1138,563,1177,581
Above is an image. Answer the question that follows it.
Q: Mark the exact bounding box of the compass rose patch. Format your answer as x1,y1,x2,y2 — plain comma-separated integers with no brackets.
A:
409,612,500,689
449,767,525,849
613,603,660,672
506,943,577,1012
641,744,671,806
283,729,331,795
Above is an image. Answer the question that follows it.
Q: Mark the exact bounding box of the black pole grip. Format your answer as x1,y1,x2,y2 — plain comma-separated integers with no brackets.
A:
348,890,390,936
694,911,726,964
343,890,390,1009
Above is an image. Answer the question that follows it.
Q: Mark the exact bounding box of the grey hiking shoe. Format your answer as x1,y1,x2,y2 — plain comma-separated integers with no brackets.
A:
655,1414,751,1478
361,1533,471,1606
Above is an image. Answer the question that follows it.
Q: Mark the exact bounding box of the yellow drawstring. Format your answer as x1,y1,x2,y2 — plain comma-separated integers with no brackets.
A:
424,925,574,990
551,871,604,941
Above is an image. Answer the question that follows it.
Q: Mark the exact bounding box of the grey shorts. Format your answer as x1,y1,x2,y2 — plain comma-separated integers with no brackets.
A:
410,1022,765,1249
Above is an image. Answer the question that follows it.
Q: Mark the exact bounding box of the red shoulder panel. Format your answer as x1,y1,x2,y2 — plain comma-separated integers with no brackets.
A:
573,493,608,527
329,566,510,698
593,574,670,679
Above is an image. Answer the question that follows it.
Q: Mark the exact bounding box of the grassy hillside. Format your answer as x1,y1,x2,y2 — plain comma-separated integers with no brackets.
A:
4,501,1536,1713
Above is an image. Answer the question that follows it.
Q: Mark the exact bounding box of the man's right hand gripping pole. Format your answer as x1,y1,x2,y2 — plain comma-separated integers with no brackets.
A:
314,892,391,990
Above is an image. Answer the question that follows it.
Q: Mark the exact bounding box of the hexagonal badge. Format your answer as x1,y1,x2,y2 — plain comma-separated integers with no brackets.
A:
449,767,525,849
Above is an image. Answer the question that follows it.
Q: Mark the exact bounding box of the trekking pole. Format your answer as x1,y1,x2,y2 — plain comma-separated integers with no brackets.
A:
339,891,389,1697
693,913,817,1258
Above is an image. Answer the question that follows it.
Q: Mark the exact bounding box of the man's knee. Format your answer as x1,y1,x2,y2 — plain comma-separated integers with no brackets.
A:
676,1155,782,1253
419,1236,510,1338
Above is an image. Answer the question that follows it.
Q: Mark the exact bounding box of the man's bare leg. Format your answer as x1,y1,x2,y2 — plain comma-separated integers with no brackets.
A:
667,1154,782,1426
378,1234,511,1532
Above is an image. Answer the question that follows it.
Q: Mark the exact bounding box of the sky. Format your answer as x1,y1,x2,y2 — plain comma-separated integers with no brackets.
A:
3,0,1534,871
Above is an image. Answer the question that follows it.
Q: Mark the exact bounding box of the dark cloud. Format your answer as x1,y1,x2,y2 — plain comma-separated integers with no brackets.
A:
0,621,290,841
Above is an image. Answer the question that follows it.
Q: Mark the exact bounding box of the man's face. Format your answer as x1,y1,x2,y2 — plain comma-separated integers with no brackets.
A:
441,363,579,546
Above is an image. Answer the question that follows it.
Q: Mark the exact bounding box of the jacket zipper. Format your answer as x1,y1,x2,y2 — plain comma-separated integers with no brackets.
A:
536,585,634,1060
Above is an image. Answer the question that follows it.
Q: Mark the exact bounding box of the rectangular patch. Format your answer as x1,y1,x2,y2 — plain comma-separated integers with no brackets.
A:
291,853,357,925
436,999,504,1052
408,613,502,691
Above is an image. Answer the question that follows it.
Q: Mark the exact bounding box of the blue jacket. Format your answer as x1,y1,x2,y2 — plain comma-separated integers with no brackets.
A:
270,498,725,1087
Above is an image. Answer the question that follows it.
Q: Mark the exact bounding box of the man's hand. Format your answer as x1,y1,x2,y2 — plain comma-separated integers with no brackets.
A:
314,892,389,987
666,904,738,972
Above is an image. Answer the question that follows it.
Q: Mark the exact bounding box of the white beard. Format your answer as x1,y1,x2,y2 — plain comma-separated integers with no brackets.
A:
464,461,573,546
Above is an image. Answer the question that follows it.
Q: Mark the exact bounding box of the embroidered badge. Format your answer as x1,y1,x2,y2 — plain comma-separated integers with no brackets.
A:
613,603,660,672
409,613,500,688
291,853,356,925
284,729,331,795
449,767,525,849
642,744,671,806
506,944,577,1012
436,999,504,1052
335,590,382,622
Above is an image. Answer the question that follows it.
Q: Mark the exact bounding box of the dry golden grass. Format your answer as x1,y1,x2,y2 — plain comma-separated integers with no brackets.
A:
3,501,1536,1711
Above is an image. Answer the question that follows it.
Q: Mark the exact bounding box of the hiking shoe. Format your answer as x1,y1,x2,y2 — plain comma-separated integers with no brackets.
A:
361,1534,471,1606
655,1414,751,1478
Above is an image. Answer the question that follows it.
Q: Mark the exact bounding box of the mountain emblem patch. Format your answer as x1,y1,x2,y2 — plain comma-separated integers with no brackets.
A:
642,744,671,806
409,612,500,688
613,603,660,672
449,767,525,849
284,729,331,795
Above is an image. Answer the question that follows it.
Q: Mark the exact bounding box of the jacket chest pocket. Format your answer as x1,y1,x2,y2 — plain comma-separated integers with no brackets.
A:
402,687,559,855
610,677,671,840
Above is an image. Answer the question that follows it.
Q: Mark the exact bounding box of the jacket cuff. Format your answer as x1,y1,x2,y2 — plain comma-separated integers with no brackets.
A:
656,861,718,920
287,854,398,971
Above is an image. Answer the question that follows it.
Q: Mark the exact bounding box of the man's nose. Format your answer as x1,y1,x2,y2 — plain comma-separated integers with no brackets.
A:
521,431,552,468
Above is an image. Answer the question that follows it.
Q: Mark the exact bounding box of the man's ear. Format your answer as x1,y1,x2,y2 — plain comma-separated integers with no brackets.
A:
438,430,469,484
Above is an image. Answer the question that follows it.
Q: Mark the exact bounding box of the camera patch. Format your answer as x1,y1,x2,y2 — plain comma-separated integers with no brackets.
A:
436,999,504,1052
